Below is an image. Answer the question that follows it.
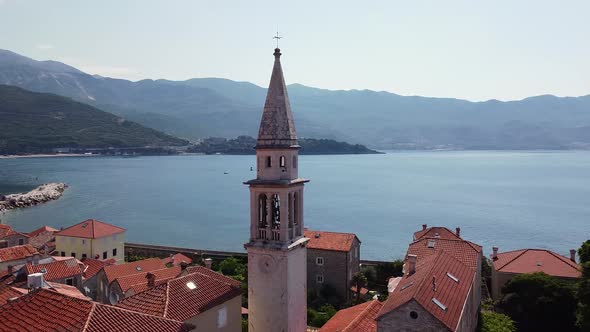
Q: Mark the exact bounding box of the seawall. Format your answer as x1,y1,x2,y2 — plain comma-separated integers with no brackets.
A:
0,183,68,213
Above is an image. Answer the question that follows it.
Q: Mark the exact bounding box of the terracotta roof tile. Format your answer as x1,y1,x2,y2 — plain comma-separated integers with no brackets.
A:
320,300,382,332
408,237,481,270
114,266,182,295
56,219,125,239
28,231,55,250
0,244,37,263
82,258,115,279
162,253,193,266
304,230,359,252
414,226,461,241
0,285,26,305
492,249,581,278
378,251,476,331
0,289,193,332
117,267,242,321
27,226,58,238
25,258,83,281
0,224,29,239
103,258,167,284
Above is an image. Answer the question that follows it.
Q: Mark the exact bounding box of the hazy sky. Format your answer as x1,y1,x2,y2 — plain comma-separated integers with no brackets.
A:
1,0,589,101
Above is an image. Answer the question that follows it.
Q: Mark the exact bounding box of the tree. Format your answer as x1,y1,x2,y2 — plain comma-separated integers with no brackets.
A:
218,257,246,278
479,311,516,332
499,272,578,332
351,271,368,304
577,240,590,331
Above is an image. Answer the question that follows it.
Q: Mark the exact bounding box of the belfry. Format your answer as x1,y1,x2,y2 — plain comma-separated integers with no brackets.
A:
244,47,309,332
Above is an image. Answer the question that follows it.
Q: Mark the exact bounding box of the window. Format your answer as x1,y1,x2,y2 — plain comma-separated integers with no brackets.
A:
293,155,297,168
60,251,65,257
82,239,85,245
103,251,107,259
71,252,76,258
266,156,272,168
410,311,419,319
316,257,324,266
66,278,73,286
113,248,117,257
18,238,24,245
258,194,268,228
217,306,228,328
279,156,286,167
82,254,87,259
316,274,324,284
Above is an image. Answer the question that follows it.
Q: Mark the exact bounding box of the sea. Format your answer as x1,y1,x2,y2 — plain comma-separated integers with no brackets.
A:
1,151,589,261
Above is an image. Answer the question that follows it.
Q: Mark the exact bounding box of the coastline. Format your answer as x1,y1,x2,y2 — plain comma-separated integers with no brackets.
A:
0,183,68,213
0,153,97,159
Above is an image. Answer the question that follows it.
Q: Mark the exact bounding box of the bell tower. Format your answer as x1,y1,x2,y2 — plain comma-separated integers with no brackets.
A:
244,47,309,332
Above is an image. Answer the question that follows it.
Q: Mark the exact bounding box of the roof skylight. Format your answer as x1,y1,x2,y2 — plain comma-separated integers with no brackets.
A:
400,282,414,291
432,298,447,311
446,272,459,283
186,281,197,290
427,240,436,248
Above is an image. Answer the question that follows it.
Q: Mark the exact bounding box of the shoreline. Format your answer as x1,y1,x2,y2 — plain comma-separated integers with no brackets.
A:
0,183,68,213
0,153,97,159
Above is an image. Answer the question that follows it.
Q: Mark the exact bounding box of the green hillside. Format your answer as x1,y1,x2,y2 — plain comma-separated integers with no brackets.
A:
0,85,188,154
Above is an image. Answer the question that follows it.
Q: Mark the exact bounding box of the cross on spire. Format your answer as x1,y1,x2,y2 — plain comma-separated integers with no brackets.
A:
273,31,282,48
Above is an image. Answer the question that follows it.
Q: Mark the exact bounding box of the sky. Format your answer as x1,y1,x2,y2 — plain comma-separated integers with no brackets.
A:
1,0,589,101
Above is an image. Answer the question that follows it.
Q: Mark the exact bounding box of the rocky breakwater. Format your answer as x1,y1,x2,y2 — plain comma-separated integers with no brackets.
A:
0,183,68,213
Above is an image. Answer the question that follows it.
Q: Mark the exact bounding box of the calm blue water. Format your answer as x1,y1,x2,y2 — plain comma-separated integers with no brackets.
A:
1,152,589,261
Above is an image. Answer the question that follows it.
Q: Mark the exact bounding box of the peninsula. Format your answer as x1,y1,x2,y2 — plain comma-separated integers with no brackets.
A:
0,183,68,213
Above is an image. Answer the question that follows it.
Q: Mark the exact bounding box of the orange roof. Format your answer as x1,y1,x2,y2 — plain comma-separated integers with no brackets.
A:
0,244,37,263
117,266,242,321
82,258,115,279
414,226,461,241
25,258,83,281
492,249,581,278
162,253,193,266
0,288,193,332
55,219,125,239
0,285,26,305
103,258,167,284
407,237,481,270
377,251,476,331
0,224,29,239
304,230,359,252
114,266,182,294
28,225,59,237
320,300,382,332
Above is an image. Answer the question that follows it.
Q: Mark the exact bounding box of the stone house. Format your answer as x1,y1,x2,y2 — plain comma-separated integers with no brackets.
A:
0,224,29,248
490,247,581,300
55,219,126,264
0,244,39,270
304,229,361,304
117,265,242,332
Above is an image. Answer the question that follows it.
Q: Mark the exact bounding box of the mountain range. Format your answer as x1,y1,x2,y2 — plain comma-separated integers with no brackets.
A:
1,49,590,150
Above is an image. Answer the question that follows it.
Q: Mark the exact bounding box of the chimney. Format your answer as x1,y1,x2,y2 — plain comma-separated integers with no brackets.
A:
7,265,13,274
32,253,40,265
27,273,44,289
146,272,155,288
492,247,499,260
570,249,576,263
422,224,427,231
407,254,417,276
203,258,213,270
455,227,461,237
180,261,189,271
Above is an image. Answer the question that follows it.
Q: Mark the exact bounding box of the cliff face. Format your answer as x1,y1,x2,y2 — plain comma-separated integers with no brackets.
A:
0,183,67,212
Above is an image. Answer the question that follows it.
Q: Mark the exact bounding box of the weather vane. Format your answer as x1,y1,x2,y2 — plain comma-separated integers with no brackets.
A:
273,30,282,48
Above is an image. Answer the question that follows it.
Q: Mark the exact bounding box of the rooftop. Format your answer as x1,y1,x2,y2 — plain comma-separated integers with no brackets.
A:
162,253,193,266
320,299,383,332
492,248,581,278
413,226,462,241
407,237,481,270
81,258,115,279
113,265,182,295
25,257,83,281
0,224,29,239
0,288,193,332
304,229,359,252
0,244,37,263
117,265,242,321
27,225,59,237
55,219,125,239
102,257,167,284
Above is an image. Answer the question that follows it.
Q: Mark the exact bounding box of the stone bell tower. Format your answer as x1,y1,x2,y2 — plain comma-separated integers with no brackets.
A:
244,47,309,332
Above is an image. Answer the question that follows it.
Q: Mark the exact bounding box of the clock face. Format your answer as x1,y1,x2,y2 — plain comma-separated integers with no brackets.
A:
258,255,275,274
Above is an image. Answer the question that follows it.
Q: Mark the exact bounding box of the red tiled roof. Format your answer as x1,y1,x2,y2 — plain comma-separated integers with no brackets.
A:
25,258,83,281
304,230,359,252
103,258,167,284
114,266,182,295
55,219,125,239
320,300,383,332
407,237,481,270
0,224,29,239
0,288,194,332
492,249,581,278
414,226,461,241
0,285,26,305
45,281,88,300
27,225,58,237
0,244,37,263
117,266,242,321
162,253,193,266
28,231,55,250
377,251,476,331
82,258,115,279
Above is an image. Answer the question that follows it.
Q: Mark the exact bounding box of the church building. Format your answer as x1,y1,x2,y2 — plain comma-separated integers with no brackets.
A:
244,47,309,332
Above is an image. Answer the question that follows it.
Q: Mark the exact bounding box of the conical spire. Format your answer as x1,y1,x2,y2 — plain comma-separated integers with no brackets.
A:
256,48,298,148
